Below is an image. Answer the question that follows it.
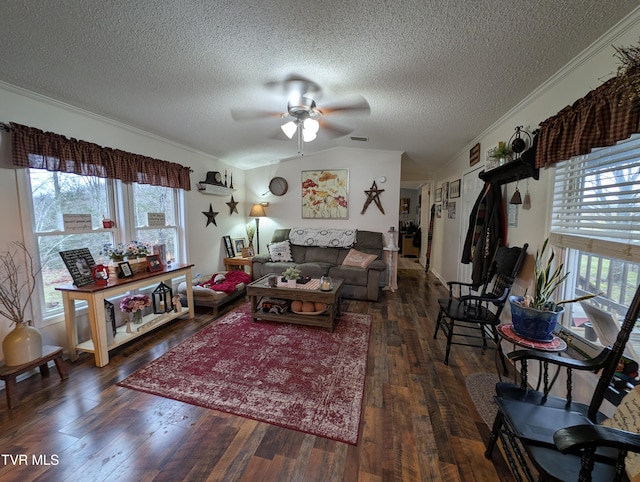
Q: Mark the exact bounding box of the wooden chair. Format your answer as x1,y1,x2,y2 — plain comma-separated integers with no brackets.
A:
434,243,528,370
484,284,640,481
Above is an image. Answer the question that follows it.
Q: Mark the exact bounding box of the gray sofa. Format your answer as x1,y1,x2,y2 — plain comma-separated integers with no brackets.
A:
251,228,387,301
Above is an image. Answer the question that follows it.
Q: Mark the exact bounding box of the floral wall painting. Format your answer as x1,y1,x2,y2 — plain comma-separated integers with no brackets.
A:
301,169,349,219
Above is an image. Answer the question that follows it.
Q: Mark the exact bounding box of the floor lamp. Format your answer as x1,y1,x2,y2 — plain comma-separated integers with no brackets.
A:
249,203,267,254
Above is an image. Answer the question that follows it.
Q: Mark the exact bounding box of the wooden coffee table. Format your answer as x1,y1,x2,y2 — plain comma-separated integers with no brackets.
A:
247,276,344,331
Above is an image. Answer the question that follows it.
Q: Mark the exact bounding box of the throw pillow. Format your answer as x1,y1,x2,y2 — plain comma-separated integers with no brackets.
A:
267,240,293,262
601,384,640,480
342,248,377,269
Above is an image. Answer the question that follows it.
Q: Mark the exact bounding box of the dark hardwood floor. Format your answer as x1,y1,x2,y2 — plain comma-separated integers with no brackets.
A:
0,269,514,481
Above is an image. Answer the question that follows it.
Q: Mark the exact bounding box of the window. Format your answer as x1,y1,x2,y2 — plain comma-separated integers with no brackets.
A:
131,183,182,265
27,169,184,320
551,134,640,357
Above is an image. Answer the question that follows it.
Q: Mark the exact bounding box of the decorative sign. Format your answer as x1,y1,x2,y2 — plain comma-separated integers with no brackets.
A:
62,214,92,232
147,212,166,227
470,143,481,166
59,248,96,287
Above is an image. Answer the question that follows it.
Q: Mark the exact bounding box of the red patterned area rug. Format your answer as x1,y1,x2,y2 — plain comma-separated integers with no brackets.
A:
118,304,371,445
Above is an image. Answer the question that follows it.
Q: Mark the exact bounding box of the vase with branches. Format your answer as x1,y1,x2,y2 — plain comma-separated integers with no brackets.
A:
0,242,43,366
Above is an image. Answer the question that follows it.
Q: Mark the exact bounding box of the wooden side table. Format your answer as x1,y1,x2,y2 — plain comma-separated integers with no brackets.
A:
224,256,254,277
0,345,68,409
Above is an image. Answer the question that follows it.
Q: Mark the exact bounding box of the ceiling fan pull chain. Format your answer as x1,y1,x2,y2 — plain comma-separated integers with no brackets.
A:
297,122,304,155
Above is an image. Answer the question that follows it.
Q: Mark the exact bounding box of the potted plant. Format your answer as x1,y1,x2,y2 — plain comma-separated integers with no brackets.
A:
282,266,301,287
509,238,595,341
488,142,514,169
0,242,43,366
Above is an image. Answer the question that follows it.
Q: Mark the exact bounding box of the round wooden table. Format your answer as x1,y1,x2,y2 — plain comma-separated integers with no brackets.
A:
497,324,567,385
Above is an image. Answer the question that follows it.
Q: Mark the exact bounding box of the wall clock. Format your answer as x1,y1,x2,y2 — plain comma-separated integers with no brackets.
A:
269,177,288,196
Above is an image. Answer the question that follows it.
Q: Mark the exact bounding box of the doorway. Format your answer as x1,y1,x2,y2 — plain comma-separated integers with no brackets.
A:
458,168,484,283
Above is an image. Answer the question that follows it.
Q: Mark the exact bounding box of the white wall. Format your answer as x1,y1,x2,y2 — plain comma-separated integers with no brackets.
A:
244,147,402,252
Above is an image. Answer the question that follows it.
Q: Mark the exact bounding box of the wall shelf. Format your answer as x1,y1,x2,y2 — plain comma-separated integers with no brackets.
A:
197,184,235,196
478,157,539,185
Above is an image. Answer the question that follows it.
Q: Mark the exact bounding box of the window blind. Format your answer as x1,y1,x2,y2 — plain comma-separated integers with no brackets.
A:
551,134,640,261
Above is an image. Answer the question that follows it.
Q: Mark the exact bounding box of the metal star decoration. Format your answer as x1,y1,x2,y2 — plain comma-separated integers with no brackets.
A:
361,181,385,214
202,203,219,227
226,195,239,215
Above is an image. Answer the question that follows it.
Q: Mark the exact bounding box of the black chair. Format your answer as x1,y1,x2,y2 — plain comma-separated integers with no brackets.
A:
485,284,640,481
434,243,528,370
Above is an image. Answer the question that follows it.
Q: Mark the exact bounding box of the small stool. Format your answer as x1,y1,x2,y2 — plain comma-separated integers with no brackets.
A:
0,345,68,409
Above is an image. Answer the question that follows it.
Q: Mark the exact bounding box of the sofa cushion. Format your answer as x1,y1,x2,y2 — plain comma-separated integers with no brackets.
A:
304,246,339,265
267,240,293,262
342,248,378,268
329,265,369,286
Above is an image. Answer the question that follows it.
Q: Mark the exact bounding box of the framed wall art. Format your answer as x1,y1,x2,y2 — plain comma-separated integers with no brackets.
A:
435,188,442,202
301,169,349,219
450,179,461,199
470,143,481,166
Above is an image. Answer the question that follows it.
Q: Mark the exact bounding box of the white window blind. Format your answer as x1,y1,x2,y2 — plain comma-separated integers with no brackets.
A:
551,134,640,261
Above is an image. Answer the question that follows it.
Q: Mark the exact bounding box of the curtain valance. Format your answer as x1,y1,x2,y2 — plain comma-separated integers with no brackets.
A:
535,65,640,168
9,123,192,190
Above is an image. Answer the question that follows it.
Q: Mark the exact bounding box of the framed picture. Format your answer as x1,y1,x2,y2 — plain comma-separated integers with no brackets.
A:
470,143,481,166
146,255,163,272
435,188,442,202
448,201,456,219
301,169,349,219
436,204,442,218
232,237,245,257
119,261,134,278
59,248,96,287
104,300,116,338
450,179,461,199
400,198,410,216
222,235,234,258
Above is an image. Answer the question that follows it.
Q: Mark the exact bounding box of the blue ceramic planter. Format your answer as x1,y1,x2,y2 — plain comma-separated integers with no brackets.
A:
509,296,564,342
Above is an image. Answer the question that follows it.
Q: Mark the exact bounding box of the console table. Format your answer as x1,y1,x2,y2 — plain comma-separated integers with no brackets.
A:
56,263,195,367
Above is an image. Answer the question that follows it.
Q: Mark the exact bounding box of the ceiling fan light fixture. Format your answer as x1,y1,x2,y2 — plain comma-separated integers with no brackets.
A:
281,121,297,139
303,118,319,135
302,130,317,142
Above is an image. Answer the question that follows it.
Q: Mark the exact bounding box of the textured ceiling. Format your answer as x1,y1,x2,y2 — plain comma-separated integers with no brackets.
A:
0,1,638,176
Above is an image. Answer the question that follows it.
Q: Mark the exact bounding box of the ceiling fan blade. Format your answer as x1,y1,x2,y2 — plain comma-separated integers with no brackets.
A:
321,95,371,116
230,109,284,122
319,119,354,139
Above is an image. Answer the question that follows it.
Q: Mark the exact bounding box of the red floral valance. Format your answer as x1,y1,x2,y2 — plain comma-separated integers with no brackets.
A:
535,66,640,168
10,123,191,190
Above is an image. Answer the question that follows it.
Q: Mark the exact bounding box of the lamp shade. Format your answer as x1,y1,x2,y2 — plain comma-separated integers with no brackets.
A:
281,121,297,139
250,203,266,217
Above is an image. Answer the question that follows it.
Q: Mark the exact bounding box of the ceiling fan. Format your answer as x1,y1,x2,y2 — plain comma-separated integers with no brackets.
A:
231,75,370,155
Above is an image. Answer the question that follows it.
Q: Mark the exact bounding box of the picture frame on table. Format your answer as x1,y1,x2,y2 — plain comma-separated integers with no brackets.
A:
118,261,134,278
231,237,246,257
146,255,163,272
59,248,96,287
222,235,235,258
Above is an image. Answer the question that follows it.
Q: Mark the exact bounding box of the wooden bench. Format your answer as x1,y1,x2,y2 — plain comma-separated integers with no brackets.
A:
0,345,68,409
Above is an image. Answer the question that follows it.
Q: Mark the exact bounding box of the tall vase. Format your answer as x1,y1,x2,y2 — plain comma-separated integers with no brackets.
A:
2,320,43,366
